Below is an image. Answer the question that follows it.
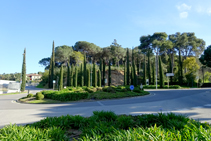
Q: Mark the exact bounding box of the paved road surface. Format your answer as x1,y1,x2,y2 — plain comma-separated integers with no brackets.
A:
0,86,211,128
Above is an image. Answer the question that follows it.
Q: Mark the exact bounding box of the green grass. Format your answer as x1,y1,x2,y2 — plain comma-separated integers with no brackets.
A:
0,92,27,96
1,111,210,140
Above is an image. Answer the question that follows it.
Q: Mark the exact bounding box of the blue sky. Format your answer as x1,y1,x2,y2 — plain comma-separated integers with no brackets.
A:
1,0,211,74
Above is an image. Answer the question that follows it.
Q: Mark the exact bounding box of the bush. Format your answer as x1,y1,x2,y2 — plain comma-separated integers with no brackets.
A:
36,93,44,100
87,88,97,93
97,87,103,91
27,94,34,98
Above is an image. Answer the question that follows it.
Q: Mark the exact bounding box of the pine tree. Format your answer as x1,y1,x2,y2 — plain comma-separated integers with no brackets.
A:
102,59,105,86
108,59,111,86
124,60,127,85
87,69,90,87
81,63,84,87
21,49,26,92
159,56,164,88
74,67,78,87
143,55,146,85
84,53,86,86
147,50,151,84
98,70,101,87
67,62,70,86
59,64,63,91
126,48,130,85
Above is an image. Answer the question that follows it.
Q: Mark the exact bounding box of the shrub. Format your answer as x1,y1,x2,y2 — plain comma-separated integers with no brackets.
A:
27,94,34,98
87,88,97,93
107,87,114,93
36,93,44,100
97,87,103,91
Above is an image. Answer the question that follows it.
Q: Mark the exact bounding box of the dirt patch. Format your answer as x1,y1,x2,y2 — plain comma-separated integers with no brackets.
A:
105,70,124,86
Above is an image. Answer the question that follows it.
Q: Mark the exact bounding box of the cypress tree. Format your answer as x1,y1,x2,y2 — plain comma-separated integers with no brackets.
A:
94,64,97,87
108,59,111,86
50,41,55,88
143,55,146,85
179,50,183,85
59,64,63,91
102,59,105,86
124,60,127,85
87,69,90,87
133,61,137,86
131,66,133,85
21,49,26,92
48,63,51,88
159,56,164,88
70,66,73,86
84,53,86,86
75,67,78,87
152,61,155,85
147,50,151,84
126,48,130,85
67,62,70,86
92,62,95,86
169,55,173,84
81,63,84,87
99,59,102,84
137,57,140,76
98,70,101,87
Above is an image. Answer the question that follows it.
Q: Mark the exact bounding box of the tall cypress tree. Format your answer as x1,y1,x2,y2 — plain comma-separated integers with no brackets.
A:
159,56,164,88
131,66,133,85
137,57,140,76
179,50,183,85
70,65,73,86
59,64,63,91
102,59,105,86
92,61,95,86
21,49,26,92
152,61,155,85
99,59,102,85
94,63,97,87
124,60,127,85
169,55,173,84
108,59,111,86
74,67,78,87
50,41,55,88
67,62,70,86
133,61,137,86
147,50,151,84
81,63,84,87
87,68,90,87
83,53,86,86
126,48,130,85
143,55,146,85
98,70,101,87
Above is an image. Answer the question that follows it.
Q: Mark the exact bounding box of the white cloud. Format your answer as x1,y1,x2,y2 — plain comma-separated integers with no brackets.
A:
196,6,204,13
176,3,191,11
180,12,188,18
207,8,211,15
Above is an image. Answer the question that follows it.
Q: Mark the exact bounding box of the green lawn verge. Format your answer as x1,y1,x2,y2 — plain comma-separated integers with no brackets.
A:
0,92,27,96
1,111,211,140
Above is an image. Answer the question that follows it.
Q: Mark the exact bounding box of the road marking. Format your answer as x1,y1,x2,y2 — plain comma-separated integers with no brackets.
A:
97,101,104,106
177,108,189,111
192,106,203,109
204,104,211,107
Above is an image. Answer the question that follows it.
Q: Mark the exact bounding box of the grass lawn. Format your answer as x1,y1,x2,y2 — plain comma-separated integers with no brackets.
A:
1,111,211,140
19,97,62,104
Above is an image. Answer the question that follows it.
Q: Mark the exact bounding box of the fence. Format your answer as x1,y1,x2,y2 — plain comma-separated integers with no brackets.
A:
0,80,20,94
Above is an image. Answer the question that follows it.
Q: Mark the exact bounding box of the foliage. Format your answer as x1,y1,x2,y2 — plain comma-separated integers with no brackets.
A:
55,45,73,64
21,49,26,92
126,48,130,85
98,70,101,87
199,45,211,68
143,55,146,85
27,93,34,98
59,65,63,91
10,111,209,141
159,56,164,88
36,93,44,100
108,59,111,86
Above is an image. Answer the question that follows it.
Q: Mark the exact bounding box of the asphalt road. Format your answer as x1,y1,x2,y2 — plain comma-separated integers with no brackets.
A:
0,86,211,128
